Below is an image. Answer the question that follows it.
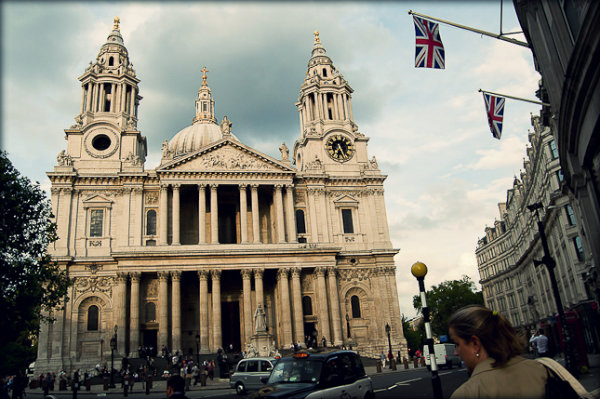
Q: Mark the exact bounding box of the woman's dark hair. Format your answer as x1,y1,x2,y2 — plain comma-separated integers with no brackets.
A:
449,305,524,367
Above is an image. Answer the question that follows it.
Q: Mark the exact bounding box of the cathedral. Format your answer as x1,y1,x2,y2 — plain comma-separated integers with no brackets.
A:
36,18,406,372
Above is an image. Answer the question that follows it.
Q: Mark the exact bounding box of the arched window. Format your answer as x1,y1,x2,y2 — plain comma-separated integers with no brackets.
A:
87,305,99,331
351,295,361,318
108,56,114,66
295,210,306,234
145,302,156,322
302,296,313,315
146,210,157,235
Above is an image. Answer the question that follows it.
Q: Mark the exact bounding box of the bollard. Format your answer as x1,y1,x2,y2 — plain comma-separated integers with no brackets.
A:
391,358,397,370
403,357,409,369
123,379,129,397
414,357,418,368
103,376,109,391
376,359,382,373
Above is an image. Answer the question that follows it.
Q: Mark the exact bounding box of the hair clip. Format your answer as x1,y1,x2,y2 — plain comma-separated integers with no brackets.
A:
492,310,498,316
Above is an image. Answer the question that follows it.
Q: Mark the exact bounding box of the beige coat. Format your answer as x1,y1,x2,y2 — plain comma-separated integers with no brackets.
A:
451,356,546,398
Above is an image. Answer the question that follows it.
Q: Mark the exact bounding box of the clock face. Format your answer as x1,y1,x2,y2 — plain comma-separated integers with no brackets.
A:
326,135,354,162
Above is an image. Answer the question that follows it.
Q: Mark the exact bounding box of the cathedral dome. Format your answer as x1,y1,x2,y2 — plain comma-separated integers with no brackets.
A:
168,122,238,155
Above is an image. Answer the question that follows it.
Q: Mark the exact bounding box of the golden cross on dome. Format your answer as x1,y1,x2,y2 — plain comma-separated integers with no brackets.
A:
114,17,120,30
314,30,320,44
201,66,210,86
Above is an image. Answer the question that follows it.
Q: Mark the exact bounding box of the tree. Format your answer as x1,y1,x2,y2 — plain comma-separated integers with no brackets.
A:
0,151,70,375
412,276,483,337
401,314,423,356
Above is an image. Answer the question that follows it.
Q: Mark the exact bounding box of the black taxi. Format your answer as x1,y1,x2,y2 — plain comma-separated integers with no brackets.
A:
250,350,374,399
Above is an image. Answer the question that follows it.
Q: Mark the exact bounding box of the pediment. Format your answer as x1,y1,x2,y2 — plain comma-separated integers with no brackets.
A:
158,139,295,174
333,194,359,205
82,194,113,208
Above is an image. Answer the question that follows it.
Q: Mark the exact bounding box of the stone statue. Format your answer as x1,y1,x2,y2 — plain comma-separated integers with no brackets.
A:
220,116,232,136
279,142,289,162
161,140,170,158
370,156,378,169
254,303,267,333
57,150,66,165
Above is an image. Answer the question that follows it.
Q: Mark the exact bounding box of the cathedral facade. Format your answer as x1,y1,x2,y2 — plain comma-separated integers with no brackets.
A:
36,19,406,372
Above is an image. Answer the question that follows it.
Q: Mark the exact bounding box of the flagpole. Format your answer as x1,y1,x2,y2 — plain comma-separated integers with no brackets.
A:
479,89,550,106
408,10,529,48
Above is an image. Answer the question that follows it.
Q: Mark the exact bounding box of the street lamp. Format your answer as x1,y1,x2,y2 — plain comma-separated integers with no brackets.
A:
411,261,443,399
385,323,393,368
527,202,579,377
195,334,200,365
110,325,117,388
346,313,351,338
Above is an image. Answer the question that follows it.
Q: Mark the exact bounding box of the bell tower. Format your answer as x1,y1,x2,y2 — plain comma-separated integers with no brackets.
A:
59,17,147,173
293,31,370,175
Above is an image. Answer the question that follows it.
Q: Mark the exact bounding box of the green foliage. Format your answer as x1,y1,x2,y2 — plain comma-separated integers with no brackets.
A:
0,151,71,375
412,276,483,337
401,314,424,355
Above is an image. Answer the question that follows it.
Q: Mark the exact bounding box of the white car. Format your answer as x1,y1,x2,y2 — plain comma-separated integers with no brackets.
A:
230,357,277,395
424,343,461,369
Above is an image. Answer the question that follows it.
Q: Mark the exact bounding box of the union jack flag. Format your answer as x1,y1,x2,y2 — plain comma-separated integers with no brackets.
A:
483,93,505,139
413,16,445,69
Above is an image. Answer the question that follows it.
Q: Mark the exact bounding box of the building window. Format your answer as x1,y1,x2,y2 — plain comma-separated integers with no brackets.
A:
351,295,361,318
146,210,157,235
295,209,306,234
87,305,99,331
557,170,564,182
573,236,584,261
145,302,156,322
565,205,576,226
342,209,354,234
90,209,104,237
549,140,559,159
302,296,313,315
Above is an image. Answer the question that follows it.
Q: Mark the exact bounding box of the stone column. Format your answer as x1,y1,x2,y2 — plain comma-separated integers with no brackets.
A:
171,271,182,354
274,185,285,243
290,268,305,345
239,184,249,243
86,83,93,112
347,96,354,120
210,184,219,244
375,267,390,340
277,269,293,346
315,267,330,343
198,270,209,352
98,84,105,112
37,310,50,361
130,272,141,356
172,183,181,245
159,184,168,245
110,83,116,112
327,268,343,346
342,94,348,120
284,185,297,243
130,87,136,116
211,270,222,351
241,269,253,344
254,269,264,308
158,271,169,350
307,189,319,242
51,304,65,360
251,184,260,243
198,184,206,244
385,267,404,339
116,272,128,355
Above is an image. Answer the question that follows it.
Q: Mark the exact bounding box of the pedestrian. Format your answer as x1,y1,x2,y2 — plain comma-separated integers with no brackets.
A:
208,361,214,380
379,352,386,368
166,375,189,398
448,305,574,398
321,336,327,348
529,329,550,357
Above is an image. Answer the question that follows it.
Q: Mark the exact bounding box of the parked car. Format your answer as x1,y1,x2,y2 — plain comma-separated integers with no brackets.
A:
251,350,374,399
424,343,461,369
230,357,277,395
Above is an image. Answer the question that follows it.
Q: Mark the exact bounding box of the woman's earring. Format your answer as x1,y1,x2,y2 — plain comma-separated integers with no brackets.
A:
475,353,480,358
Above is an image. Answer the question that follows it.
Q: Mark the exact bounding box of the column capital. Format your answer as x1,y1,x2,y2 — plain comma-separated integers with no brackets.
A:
130,272,141,282
253,268,264,279
285,183,294,190
116,272,129,282
241,269,253,280
277,268,289,280
158,271,170,281
315,266,327,277
197,269,209,280
239,183,248,190
160,183,169,190
171,270,182,281
210,183,219,190
327,267,337,278
291,267,302,279
172,183,181,189
250,184,259,190
197,183,207,189
210,269,222,280
274,184,283,190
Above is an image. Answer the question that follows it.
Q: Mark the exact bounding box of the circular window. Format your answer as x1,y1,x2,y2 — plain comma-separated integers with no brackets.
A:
92,135,111,151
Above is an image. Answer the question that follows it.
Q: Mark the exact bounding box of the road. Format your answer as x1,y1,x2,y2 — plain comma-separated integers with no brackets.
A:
371,366,469,398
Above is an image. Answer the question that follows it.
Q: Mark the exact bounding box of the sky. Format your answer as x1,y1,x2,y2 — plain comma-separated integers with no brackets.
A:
1,1,542,319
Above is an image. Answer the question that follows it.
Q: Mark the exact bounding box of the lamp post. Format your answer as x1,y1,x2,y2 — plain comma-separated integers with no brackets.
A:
110,325,117,388
385,323,393,368
195,334,200,365
346,313,351,339
411,261,443,399
527,202,579,377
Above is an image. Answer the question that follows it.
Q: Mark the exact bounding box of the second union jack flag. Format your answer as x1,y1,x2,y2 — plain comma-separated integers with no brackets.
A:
413,16,445,69
483,93,505,140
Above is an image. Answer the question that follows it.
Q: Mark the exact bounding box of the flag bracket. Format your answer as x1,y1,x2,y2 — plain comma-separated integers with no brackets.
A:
408,10,530,48
478,89,550,106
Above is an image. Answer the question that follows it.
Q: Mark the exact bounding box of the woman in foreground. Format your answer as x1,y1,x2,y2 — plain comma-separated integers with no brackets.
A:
449,305,547,398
